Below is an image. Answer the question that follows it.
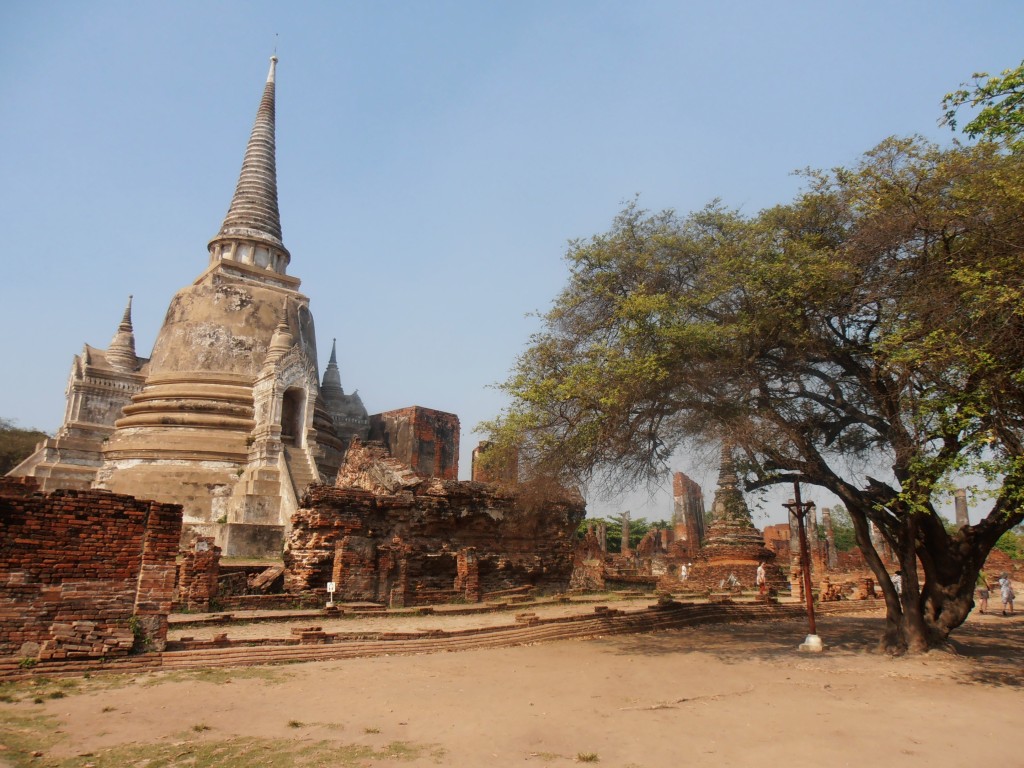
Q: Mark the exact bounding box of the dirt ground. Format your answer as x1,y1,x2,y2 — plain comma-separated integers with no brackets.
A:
1,608,1021,768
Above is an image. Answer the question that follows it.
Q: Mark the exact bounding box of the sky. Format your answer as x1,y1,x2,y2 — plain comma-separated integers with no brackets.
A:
1,1,1021,526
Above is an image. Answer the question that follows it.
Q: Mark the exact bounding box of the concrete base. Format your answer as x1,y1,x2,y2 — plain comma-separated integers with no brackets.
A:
220,522,285,558
799,634,824,652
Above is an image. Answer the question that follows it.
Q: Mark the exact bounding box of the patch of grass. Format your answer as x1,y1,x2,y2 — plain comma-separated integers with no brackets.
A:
380,742,421,759
363,726,381,734
15,736,441,767
0,712,61,765
577,752,600,763
144,665,290,687
0,673,138,710
288,719,304,728
192,723,212,732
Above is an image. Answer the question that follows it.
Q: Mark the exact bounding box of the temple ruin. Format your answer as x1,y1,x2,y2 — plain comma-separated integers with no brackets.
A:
9,58,379,557
284,440,585,604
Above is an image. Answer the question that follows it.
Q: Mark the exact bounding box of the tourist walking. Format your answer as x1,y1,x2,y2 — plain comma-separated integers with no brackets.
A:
977,570,990,614
756,561,767,596
998,573,1015,616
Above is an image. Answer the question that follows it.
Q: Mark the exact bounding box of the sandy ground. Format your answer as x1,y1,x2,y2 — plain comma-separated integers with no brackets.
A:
1,608,1021,768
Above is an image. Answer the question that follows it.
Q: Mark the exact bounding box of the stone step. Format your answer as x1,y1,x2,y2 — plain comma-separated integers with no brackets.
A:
282,444,318,497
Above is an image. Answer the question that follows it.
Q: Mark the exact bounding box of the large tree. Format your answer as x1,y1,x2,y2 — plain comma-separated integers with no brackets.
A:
0,418,48,475
483,137,1024,653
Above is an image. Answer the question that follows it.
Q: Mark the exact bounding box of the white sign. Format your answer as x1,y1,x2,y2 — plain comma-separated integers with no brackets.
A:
326,582,336,593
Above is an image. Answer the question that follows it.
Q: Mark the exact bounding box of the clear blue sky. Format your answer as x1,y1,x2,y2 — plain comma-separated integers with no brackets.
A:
2,1,1020,524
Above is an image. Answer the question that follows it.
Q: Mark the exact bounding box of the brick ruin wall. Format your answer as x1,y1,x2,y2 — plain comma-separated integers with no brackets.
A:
284,481,585,605
570,528,607,591
672,471,705,558
175,536,221,613
367,407,460,480
0,477,181,659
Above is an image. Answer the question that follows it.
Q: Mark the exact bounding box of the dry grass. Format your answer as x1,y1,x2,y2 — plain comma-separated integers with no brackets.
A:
0,719,442,768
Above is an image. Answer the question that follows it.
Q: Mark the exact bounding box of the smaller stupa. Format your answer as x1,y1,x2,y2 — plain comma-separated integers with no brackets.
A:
685,444,785,594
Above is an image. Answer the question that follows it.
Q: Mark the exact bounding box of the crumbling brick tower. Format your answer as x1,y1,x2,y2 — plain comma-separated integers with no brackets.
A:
685,446,785,592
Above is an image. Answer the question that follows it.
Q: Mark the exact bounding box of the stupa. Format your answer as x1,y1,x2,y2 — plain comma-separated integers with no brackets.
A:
11,58,368,556
685,445,785,593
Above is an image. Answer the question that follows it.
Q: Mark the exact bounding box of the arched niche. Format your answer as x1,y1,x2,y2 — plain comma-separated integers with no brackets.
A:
280,387,306,446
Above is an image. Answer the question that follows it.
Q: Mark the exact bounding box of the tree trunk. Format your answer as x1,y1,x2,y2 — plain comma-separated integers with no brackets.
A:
896,513,929,654
846,504,905,652
854,505,1012,652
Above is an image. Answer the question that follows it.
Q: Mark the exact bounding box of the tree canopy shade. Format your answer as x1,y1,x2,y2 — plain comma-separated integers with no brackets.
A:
482,137,1024,652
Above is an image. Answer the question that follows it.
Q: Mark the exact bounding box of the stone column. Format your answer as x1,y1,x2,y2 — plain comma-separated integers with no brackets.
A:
821,506,838,569
954,488,969,528
808,505,823,576
389,548,409,609
620,511,631,556
596,522,607,552
787,500,801,573
870,522,893,563
790,566,803,602
456,547,481,603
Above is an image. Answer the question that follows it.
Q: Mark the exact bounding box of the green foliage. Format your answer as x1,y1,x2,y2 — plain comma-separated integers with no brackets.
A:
0,417,48,475
824,506,857,553
127,615,151,653
995,525,1024,559
942,60,1024,148
578,514,662,553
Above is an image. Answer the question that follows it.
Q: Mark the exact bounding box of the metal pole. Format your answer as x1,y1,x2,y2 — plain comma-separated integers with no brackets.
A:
793,482,817,637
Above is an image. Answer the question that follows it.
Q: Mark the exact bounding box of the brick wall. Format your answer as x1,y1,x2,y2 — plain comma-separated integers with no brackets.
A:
367,407,460,480
0,478,181,659
175,536,221,613
285,476,584,605
672,471,705,557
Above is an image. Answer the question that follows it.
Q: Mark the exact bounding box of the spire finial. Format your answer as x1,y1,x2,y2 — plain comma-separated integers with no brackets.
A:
322,336,343,392
277,298,289,328
119,295,134,328
107,295,138,371
710,439,754,526
209,57,290,272
265,299,294,364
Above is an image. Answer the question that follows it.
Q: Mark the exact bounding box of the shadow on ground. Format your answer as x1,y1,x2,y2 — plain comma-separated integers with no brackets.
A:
604,613,1024,687
946,616,1024,688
